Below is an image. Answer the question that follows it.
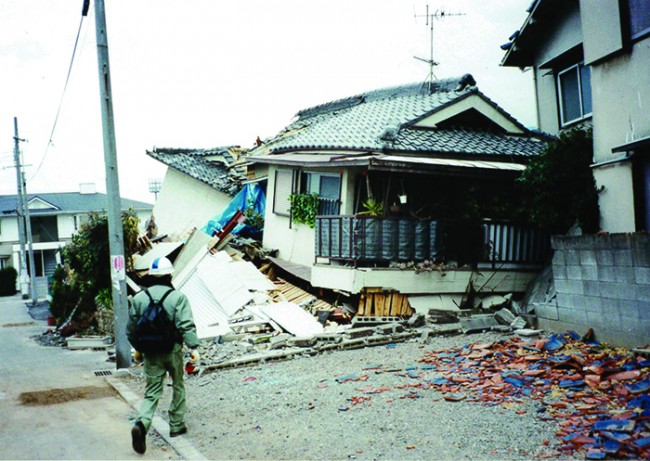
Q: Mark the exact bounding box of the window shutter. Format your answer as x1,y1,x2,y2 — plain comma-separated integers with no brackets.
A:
273,169,293,216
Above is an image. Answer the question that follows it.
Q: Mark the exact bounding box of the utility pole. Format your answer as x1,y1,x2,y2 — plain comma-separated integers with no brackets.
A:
13,117,38,304
13,118,29,298
94,0,130,369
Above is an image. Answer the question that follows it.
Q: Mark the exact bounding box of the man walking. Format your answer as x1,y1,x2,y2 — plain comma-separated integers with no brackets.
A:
127,256,200,455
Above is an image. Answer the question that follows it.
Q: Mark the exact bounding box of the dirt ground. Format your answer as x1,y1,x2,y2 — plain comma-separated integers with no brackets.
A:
119,331,576,460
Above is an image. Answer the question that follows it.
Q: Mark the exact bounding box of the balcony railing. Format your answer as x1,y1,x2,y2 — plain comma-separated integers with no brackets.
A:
315,216,551,266
317,197,340,216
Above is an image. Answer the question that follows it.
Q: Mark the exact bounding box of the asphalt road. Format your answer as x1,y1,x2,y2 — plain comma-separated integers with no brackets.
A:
0,294,177,460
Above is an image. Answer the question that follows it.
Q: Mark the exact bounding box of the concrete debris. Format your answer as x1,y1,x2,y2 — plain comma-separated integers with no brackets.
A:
494,307,516,325
513,328,544,337
460,314,499,333
351,316,402,328
122,240,566,375
510,316,527,330
427,310,459,324
407,313,426,328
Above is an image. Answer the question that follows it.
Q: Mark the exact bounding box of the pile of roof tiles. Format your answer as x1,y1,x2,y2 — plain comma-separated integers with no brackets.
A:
415,332,650,459
339,332,649,459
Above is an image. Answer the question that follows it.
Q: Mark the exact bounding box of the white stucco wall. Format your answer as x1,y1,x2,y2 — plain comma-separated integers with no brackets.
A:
591,45,650,163
532,4,583,135
589,31,650,232
594,163,635,232
311,265,537,295
262,164,356,267
154,168,233,240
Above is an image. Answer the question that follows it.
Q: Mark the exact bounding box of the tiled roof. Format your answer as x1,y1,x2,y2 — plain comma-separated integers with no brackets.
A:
249,75,544,159
0,193,152,216
393,128,546,158
146,147,246,196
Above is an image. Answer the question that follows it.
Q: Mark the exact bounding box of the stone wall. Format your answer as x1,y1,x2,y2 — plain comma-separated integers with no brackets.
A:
536,233,650,348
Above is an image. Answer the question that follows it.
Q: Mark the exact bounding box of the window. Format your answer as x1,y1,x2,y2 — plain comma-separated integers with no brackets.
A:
627,0,650,40
297,172,341,216
273,169,293,216
557,63,592,127
273,169,342,217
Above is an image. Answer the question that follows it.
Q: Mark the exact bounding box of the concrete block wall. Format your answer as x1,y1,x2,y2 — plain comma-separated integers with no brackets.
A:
537,233,650,348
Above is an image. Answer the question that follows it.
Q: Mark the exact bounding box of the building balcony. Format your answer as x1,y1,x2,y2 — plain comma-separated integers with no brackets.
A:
315,215,551,269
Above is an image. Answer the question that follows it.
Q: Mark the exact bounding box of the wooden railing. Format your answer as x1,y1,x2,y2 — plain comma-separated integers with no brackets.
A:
314,216,550,266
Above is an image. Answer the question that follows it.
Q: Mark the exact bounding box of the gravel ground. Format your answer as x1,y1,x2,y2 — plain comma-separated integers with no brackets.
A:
119,331,577,460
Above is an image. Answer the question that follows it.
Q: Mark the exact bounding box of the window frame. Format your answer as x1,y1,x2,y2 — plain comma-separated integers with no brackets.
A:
272,169,294,217
626,0,650,42
557,62,592,127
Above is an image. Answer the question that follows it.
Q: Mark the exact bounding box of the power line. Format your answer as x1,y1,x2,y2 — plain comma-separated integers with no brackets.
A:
30,0,90,182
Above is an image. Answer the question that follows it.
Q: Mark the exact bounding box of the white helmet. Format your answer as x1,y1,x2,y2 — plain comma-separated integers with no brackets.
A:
149,256,174,276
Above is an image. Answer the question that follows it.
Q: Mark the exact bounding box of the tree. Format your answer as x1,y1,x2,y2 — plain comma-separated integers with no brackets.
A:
517,127,599,234
50,211,140,333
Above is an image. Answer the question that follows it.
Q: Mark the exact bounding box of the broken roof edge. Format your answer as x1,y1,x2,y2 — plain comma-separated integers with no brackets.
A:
249,145,378,160
148,145,242,156
249,152,375,168
294,75,478,122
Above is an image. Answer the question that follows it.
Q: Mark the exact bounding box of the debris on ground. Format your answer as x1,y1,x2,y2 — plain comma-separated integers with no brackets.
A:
333,331,650,460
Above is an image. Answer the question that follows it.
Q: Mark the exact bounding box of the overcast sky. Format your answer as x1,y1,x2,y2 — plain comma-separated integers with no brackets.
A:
0,0,534,203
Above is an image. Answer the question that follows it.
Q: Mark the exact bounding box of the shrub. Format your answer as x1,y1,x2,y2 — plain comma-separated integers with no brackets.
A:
517,128,599,234
0,267,18,296
49,210,140,329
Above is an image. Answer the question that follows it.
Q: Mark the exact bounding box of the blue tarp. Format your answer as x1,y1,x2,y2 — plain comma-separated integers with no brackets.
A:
202,183,266,238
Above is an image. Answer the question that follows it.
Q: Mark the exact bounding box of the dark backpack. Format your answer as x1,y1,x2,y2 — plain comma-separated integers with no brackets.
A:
132,288,180,353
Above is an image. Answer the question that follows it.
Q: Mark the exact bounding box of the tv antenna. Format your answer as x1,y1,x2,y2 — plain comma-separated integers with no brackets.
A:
414,5,465,91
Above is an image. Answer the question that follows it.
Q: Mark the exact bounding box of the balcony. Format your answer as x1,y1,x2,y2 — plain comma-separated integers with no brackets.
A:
315,215,551,268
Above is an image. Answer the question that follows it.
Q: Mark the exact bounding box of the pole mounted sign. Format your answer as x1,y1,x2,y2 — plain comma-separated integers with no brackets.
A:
111,254,126,281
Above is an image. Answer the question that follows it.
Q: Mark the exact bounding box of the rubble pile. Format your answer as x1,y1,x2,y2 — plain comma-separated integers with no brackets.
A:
32,329,67,347
185,319,423,373
336,331,650,460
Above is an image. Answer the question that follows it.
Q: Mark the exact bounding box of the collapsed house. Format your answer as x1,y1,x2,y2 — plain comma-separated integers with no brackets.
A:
245,75,552,317
146,146,248,241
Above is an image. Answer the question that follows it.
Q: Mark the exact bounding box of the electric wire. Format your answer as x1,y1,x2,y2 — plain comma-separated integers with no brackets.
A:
29,1,90,182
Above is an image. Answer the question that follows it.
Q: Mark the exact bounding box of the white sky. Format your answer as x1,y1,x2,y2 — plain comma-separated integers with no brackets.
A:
0,0,534,203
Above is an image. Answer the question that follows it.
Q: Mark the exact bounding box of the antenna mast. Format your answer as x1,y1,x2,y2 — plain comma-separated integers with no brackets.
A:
414,5,465,92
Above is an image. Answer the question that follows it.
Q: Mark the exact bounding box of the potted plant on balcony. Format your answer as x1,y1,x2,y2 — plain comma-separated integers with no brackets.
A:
355,198,385,259
358,198,384,216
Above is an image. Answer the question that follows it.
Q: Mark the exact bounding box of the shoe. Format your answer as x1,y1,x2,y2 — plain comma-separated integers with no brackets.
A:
170,426,187,437
131,421,146,454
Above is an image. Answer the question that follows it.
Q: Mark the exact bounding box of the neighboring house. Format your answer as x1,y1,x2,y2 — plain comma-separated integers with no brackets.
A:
0,185,152,296
501,0,650,347
248,75,551,307
146,146,248,240
501,0,650,233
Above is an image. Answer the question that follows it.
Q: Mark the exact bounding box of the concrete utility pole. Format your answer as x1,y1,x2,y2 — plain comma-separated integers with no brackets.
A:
13,117,38,304
12,118,29,298
94,0,130,369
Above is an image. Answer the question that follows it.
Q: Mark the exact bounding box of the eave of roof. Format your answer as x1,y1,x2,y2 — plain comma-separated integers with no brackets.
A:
147,146,244,196
501,0,561,68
